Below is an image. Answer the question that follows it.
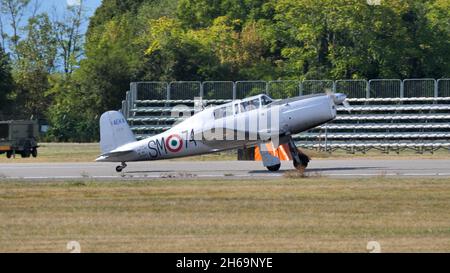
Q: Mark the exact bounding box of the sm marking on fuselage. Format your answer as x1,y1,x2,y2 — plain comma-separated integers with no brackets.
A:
148,129,197,159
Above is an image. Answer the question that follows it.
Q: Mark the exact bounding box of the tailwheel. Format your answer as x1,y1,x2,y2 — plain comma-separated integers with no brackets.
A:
116,162,127,173
267,164,281,172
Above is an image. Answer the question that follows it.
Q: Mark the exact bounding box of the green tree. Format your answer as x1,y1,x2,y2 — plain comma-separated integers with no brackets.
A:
87,0,147,32
13,13,57,118
275,0,450,79
53,1,85,75
0,0,31,59
80,13,143,112
0,45,14,114
177,0,274,29
46,74,99,142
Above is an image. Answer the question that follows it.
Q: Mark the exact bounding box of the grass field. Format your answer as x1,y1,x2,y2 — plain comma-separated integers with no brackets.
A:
0,143,449,163
1,178,450,253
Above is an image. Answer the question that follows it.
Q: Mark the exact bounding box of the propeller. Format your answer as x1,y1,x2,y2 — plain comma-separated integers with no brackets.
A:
330,93,351,113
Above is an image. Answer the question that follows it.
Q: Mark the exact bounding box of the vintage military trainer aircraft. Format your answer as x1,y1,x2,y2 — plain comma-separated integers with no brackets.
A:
96,93,349,173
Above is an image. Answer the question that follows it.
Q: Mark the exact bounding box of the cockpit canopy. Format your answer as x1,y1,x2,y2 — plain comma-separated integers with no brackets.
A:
213,94,273,119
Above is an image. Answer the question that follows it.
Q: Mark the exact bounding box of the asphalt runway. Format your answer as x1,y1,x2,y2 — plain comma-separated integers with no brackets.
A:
1,159,450,180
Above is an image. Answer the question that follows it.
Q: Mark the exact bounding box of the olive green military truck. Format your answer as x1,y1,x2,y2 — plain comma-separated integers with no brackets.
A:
0,120,39,158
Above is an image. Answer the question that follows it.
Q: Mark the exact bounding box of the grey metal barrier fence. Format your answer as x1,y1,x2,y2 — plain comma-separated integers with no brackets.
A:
369,79,402,98
168,81,202,100
438,78,450,97
268,81,301,99
134,82,168,100
202,81,235,100
335,80,368,98
301,80,334,95
235,81,267,99
131,79,449,102
403,79,436,98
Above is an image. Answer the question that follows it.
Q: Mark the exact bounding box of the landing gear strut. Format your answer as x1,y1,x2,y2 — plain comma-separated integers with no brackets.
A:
116,162,127,173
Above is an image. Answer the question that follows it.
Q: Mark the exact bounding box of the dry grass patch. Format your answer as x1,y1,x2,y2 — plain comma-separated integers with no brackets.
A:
1,178,450,252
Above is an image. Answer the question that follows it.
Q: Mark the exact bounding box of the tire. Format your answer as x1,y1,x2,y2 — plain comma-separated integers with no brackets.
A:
31,148,38,158
6,151,12,159
294,157,309,168
298,153,310,167
116,166,123,173
267,164,281,172
293,150,310,172
21,150,31,158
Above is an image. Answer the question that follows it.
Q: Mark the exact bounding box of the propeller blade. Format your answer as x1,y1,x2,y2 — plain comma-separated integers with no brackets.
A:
343,100,351,113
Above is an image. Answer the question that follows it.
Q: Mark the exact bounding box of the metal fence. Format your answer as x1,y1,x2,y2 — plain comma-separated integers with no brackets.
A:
168,81,202,100
127,78,450,103
301,80,334,95
369,79,402,98
268,81,300,99
235,81,267,99
132,82,168,100
403,79,436,98
438,79,450,97
336,80,368,98
203,81,234,100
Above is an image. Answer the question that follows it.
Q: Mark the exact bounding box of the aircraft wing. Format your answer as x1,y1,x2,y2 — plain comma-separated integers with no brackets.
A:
196,126,268,150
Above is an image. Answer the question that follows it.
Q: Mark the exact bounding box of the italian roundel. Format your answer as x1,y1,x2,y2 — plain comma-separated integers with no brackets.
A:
166,134,184,153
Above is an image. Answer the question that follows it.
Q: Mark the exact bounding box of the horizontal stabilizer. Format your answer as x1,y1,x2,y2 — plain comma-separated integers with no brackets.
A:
96,150,135,162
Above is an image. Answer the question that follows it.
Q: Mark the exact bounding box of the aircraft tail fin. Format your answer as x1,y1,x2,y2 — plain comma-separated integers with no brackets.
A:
99,111,136,154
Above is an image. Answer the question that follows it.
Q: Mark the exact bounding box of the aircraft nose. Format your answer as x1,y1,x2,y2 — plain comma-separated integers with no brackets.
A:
332,93,347,105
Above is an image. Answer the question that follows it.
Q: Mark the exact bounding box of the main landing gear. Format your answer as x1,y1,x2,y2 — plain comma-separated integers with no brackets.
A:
293,152,310,172
264,139,310,173
287,139,310,172
116,162,127,173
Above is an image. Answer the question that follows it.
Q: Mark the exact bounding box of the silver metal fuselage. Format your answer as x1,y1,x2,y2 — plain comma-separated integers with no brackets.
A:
98,94,337,162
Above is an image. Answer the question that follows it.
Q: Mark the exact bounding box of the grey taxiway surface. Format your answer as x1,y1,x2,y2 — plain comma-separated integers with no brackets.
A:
1,159,450,180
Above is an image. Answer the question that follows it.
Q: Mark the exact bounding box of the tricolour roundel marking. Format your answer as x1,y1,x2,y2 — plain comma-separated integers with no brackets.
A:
166,134,184,153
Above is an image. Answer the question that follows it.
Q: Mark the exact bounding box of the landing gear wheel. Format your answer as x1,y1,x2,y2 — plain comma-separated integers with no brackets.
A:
293,151,310,172
116,162,128,173
294,161,307,172
267,164,281,172
298,152,310,168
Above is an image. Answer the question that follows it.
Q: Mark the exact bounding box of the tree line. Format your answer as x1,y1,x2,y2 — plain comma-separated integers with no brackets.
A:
0,0,449,142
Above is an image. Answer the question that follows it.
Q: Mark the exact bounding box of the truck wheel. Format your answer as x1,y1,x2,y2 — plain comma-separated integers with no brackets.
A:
21,150,31,158
6,151,12,159
32,148,38,158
